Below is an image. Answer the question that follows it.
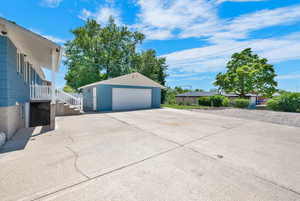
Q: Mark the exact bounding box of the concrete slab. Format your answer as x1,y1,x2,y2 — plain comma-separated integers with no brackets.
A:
106,109,246,144
38,148,299,201
0,108,299,201
187,120,300,193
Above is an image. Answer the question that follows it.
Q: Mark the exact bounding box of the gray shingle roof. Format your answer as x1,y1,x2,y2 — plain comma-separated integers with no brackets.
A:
176,92,258,97
176,92,218,97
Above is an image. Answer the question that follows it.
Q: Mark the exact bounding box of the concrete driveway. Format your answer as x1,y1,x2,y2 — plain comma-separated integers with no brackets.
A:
0,108,299,201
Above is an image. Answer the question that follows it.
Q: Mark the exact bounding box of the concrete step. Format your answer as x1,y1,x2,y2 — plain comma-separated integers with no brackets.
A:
56,102,82,116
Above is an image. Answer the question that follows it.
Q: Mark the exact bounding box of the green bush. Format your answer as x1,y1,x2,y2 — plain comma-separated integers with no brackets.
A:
232,98,250,108
267,92,300,112
210,95,228,107
198,95,229,107
222,97,230,107
165,89,176,104
198,97,211,106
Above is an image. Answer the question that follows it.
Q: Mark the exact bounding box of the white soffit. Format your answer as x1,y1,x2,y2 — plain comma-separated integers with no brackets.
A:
0,17,62,72
79,72,166,89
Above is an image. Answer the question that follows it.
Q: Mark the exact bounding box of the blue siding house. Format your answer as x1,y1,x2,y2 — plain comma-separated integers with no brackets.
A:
79,72,165,112
0,17,62,143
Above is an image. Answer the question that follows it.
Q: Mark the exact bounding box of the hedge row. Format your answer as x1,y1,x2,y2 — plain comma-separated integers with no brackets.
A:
198,95,228,107
198,95,250,108
231,98,250,108
267,92,300,112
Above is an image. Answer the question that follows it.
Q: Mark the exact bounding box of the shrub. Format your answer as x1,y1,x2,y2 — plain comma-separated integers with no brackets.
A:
232,98,250,108
198,95,230,107
198,97,211,106
267,92,300,112
222,97,230,107
165,89,176,104
210,95,229,107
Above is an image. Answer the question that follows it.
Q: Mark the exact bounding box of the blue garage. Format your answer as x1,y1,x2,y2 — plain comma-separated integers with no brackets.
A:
79,72,165,112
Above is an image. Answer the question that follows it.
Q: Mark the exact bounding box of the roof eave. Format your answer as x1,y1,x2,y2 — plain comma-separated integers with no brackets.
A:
79,83,166,90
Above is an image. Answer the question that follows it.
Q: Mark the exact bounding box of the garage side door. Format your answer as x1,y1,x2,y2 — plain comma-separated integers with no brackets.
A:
112,88,152,111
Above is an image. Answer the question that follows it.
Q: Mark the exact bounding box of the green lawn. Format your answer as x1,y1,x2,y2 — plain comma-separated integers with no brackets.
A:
162,104,209,109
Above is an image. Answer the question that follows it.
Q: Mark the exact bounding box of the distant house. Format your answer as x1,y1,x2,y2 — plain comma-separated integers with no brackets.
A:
175,91,258,105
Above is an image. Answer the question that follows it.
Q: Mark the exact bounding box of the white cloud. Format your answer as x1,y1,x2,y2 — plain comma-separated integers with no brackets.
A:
277,73,300,80
215,0,266,4
79,7,121,25
135,1,300,43
181,4,300,42
133,1,300,77
168,72,199,78
76,1,300,82
162,32,300,73
226,5,300,38
41,0,63,8
135,0,217,40
167,75,211,82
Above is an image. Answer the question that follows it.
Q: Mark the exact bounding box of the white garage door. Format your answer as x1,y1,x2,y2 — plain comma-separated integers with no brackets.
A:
112,88,152,111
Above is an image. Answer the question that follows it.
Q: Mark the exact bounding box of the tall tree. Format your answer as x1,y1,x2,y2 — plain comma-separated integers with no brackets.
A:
64,19,102,89
132,49,168,102
214,48,277,97
64,17,145,89
133,49,168,85
98,17,145,78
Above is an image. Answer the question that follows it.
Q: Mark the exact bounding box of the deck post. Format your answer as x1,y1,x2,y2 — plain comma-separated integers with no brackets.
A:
51,49,56,103
50,49,57,130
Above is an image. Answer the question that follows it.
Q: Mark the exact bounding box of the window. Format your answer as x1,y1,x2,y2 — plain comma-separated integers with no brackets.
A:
20,54,24,78
30,66,34,85
25,62,28,83
16,53,38,85
16,53,19,73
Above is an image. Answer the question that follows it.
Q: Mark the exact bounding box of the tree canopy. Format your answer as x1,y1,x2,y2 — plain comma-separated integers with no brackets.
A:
64,17,167,90
214,48,277,97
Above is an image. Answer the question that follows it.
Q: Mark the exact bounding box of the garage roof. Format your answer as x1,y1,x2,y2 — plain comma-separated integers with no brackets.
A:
79,72,166,89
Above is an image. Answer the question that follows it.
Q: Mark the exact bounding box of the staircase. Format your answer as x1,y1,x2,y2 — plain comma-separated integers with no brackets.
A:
56,101,81,116
30,85,83,116
55,89,83,116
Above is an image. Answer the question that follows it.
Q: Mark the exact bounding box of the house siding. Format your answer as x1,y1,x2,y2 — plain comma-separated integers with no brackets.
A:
6,36,30,106
0,36,29,107
82,84,161,112
151,87,161,108
176,97,198,105
0,36,9,107
0,36,46,107
0,36,28,139
82,87,93,111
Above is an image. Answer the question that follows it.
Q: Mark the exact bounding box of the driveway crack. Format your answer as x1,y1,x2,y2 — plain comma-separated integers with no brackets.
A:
65,146,90,179
31,146,180,201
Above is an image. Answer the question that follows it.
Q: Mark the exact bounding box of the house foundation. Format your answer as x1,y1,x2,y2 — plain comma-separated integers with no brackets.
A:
50,103,56,130
0,104,25,140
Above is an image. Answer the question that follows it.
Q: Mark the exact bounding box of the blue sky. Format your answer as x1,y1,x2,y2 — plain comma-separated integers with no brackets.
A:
1,0,300,91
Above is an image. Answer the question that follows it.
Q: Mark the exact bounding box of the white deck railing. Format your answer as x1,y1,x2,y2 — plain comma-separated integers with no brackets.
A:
55,89,83,110
30,85,82,110
30,85,52,100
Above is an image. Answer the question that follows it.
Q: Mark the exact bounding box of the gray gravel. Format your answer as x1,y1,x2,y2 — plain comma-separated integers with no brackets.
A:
189,108,300,127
